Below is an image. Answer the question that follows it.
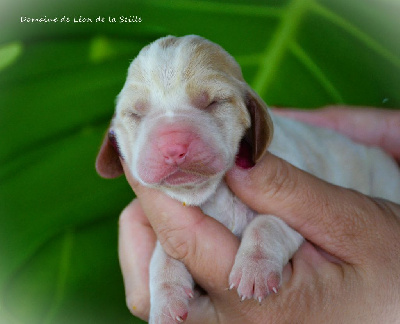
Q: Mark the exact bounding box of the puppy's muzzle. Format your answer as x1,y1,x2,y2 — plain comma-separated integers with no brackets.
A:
137,121,227,186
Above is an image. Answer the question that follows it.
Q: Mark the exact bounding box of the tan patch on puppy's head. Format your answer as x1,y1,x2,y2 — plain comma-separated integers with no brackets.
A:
158,36,179,49
183,37,244,82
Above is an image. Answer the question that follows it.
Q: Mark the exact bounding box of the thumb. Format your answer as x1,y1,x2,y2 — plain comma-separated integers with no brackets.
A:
225,153,383,263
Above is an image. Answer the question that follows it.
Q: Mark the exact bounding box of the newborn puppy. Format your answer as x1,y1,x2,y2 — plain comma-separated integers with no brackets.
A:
96,35,400,323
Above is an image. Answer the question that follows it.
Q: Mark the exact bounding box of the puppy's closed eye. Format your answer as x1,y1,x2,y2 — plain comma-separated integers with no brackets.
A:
134,100,149,114
191,91,212,109
206,99,219,109
208,97,233,108
127,111,142,121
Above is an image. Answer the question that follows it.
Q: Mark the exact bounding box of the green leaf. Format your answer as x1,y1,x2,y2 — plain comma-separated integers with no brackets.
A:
1,0,399,323
0,42,23,72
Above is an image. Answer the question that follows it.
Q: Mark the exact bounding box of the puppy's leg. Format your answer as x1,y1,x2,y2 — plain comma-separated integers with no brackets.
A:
229,215,303,302
149,242,194,324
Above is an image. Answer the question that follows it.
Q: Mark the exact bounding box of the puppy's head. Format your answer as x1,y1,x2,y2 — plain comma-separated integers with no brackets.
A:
96,35,273,205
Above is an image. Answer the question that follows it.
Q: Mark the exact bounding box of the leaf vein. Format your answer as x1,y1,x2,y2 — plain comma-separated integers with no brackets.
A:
311,2,400,69
251,0,312,98
289,42,344,103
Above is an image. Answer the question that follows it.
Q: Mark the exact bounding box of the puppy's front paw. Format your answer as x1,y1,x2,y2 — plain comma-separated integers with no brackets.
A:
228,215,303,303
149,283,194,324
229,250,282,303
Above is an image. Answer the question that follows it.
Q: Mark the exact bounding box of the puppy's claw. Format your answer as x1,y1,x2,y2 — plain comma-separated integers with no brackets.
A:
184,287,194,299
229,283,235,290
176,312,188,323
272,287,278,294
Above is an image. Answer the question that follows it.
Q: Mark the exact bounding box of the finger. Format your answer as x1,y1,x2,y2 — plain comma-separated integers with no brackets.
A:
272,106,400,161
121,161,241,296
225,153,387,263
185,296,218,324
118,199,156,320
285,241,349,308
293,241,340,271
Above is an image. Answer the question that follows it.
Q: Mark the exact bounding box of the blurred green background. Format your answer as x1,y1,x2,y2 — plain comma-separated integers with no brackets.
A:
0,0,399,323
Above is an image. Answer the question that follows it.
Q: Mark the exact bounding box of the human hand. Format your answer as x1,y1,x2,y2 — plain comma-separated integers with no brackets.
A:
118,106,400,323
272,105,400,162
225,155,400,323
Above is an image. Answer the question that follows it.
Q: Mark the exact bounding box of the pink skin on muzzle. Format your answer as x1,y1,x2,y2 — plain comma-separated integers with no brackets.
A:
137,123,227,186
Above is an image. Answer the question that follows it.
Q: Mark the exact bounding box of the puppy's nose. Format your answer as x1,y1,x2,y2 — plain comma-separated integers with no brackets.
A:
161,144,188,165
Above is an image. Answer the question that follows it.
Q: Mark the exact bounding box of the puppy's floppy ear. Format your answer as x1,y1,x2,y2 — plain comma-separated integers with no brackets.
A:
245,88,274,164
95,128,124,178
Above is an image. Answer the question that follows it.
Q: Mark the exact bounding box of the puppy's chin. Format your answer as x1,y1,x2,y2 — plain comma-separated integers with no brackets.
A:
162,171,209,186
132,156,231,205
159,175,223,206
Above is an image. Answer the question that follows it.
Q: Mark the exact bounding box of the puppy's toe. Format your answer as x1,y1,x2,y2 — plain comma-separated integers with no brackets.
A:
149,284,193,324
229,254,283,302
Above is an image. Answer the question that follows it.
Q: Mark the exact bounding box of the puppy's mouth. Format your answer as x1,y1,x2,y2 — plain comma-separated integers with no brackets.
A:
235,140,254,169
162,170,208,186
160,141,253,185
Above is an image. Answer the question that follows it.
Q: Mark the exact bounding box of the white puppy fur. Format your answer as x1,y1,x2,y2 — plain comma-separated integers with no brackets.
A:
96,35,400,324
